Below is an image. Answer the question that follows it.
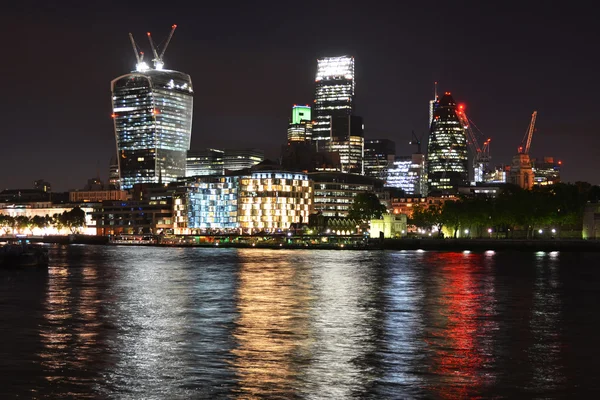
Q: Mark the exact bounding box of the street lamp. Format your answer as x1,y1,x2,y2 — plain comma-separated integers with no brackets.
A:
488,228,492,238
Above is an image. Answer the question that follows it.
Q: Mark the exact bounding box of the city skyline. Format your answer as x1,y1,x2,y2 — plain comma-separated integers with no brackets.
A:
0,1,597,190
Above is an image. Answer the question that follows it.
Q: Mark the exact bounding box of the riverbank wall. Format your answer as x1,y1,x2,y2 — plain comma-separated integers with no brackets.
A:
4,235,600,252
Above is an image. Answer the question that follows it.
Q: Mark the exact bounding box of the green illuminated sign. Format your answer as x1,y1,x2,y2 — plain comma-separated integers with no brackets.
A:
292,105,311,124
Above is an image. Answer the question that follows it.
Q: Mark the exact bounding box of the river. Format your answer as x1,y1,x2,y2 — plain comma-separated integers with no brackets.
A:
1,245,599,398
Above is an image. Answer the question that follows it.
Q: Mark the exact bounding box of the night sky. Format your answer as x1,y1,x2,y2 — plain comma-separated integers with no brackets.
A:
1,1,597,191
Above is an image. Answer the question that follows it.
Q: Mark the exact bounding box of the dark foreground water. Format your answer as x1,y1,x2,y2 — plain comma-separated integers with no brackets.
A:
1,246,600,399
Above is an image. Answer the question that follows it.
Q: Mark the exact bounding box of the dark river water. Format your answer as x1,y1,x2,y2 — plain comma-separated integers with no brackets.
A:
1,246,600,399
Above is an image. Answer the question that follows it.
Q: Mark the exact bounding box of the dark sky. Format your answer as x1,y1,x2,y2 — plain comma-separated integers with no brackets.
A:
0,1,597,191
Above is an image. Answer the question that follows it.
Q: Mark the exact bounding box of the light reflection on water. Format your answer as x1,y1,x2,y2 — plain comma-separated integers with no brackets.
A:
1,246,600,398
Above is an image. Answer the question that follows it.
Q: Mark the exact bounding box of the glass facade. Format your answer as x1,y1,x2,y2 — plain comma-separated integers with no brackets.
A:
112,69,193,189
426,93,468,195
175,176,239,230
309,172,385,217
238,172,313,231
364,139,396,180
386,154,425,196
287,121,313,143
223,149,264,172
313,56,355,152
186,148,225,177
174,171,313,233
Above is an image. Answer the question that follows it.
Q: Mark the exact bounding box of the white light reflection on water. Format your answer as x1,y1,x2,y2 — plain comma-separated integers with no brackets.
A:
301,251,380,399
100,247,196,398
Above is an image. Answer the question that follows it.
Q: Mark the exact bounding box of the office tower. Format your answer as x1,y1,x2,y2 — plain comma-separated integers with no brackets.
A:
287,105,313,143
111,26,193,190
313,56,355,152
329,115,364,174
223,149,264,171
364,139,396,180
186,149,225,176
426,92,469,195
309,172,385,217
386,154,425,196
411,153,426,196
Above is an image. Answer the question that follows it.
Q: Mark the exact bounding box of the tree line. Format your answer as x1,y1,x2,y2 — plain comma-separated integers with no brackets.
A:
409,182,600,239
0,207,86,235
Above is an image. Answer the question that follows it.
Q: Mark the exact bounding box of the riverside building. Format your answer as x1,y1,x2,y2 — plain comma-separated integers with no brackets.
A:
173,170,313,234
309,172,386,217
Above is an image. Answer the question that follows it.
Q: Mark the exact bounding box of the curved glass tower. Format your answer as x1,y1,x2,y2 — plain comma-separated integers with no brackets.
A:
112,69,193,189
426,93,468,195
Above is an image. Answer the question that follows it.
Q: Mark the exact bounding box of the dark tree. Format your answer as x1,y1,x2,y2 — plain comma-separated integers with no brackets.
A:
347,192,387,223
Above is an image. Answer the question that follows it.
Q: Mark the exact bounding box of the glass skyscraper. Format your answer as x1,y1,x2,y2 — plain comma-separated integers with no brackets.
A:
313,56,355,152
426,93,468,195
364,139,396,180
112,69,193,189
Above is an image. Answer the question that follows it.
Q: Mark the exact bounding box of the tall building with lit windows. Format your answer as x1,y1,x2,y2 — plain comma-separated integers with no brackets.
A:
112,57,193,189
364,139,396,180
426,92,468,195
313,56,355,152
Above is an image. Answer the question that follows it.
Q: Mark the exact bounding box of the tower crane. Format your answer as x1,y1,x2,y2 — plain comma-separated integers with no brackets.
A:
410,130,424,154
456,105,491,182
518,111,537,154
146,24,178,70
129,33,148,71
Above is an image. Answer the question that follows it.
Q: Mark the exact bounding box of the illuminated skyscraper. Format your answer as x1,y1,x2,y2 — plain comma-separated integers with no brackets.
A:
111,26,193,190
313,56,355,152
426,93,468,195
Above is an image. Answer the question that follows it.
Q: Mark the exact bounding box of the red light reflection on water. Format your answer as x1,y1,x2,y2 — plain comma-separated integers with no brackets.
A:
423,252,497,399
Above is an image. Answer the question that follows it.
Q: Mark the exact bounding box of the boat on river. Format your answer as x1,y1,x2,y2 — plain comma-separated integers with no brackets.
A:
0,240,49,268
